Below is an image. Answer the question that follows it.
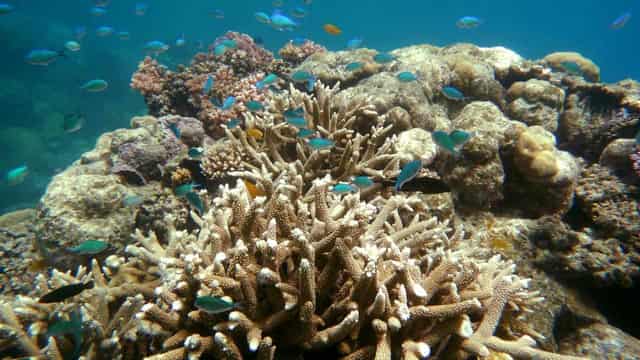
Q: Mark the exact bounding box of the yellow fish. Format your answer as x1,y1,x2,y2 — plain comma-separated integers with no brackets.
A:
246,128,264,140
243,179,266,199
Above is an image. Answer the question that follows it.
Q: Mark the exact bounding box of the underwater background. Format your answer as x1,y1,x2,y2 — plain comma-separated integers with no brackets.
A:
0,0,637,213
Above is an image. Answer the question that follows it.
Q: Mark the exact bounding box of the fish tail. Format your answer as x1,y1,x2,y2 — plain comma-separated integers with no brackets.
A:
83,281,95,290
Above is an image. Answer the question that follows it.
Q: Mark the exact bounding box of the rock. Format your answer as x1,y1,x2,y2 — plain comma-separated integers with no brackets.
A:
36,115,198,255
543,51,600,82
599,138,636,173
441,102,514,209
0,209,37,296
506,79,565,132
394,128,438,165
559,323,640,359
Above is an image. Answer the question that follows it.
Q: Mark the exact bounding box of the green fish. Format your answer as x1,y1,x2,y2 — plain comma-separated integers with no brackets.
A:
63,113,85,133
345,62,363,71
396,71,417,82
308,137,334,150
331,183,357,194
352,175,374,188
69,240,109,255
185,191,204,214
46,310,83,360
188,147,204,159
6,165,28,186
195,295,237,314
246,100,264,112
297,128,314,138
449,130,472,146
39,281,94,303
81,79,108,92
175,183,198,197
395,159,422,191
122,194,144,207
432,130,458,154
559,61,583,76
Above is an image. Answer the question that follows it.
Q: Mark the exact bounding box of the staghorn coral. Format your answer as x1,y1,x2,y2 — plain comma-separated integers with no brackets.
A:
279,39,327,66
0,172,585,359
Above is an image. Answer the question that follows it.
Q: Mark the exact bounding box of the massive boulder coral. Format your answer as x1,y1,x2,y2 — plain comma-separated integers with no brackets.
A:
503,125,580,216
506,79,565,132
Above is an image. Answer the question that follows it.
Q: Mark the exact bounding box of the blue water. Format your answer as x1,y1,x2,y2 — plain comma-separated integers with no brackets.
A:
0,0,637,213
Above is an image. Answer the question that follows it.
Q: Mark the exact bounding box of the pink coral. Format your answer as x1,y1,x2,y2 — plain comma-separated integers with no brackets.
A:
278,39,327,66
130,57,167,96
210,32,274,75
630,146,640,178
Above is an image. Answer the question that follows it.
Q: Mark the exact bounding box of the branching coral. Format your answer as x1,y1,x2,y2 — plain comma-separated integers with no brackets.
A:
0,162,585,359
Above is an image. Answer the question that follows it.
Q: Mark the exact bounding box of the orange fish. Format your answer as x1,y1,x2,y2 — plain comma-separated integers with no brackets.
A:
243,179,266,199
323,23,342,35
246,128,264,140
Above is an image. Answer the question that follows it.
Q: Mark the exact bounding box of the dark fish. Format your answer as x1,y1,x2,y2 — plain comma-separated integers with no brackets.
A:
39,281,94,303
63,113,85,133
382,176,450,194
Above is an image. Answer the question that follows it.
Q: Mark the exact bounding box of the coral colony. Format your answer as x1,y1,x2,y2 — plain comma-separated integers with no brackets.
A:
2,31,640,359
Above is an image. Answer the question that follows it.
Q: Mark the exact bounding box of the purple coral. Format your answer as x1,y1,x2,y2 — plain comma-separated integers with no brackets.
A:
630,146,640,178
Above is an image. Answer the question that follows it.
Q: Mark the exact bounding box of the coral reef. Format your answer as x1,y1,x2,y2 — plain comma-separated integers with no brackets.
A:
279,39,327,66
5,36,640,359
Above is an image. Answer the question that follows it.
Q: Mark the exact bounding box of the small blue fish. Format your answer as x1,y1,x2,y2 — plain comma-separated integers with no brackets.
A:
257,73,278,89
221,39,238,49
122,194,144,207
397,71,417,82
559,61,583,76
211,9,224,19
81,79,108,92
456,16,482,29
441,86,465,101
286,116,307,128
144,40,169,54
297,128,314,138
331,183,357,194
0,3,14,14
25,49,65,66
195,296,237,314
346,37,363,49
395,160,422,191
221,96,236,110
168,123,181,138
352,175,374,188
90,6,107,16
73,26,87,40
611,12,631,30
6,165,28,186
175,34,186,47
135,2,148,16
69,240,109,255
185,191,204,214
291,71,314,82
291,36,307,46
96,26,114,37
246,100,264,112
117,31,130,40
345,62,364,71
449,130,472,147
202,75,214,95
227,118,241,128
188,147,204,159
284,107,304,118
290,6,307,18
255,11,271,24
432,130,458,154
64,41,81,52
214,44,227,56
270,10,298,31
175,183,197,197
373,53,395,64
308,137,334,150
